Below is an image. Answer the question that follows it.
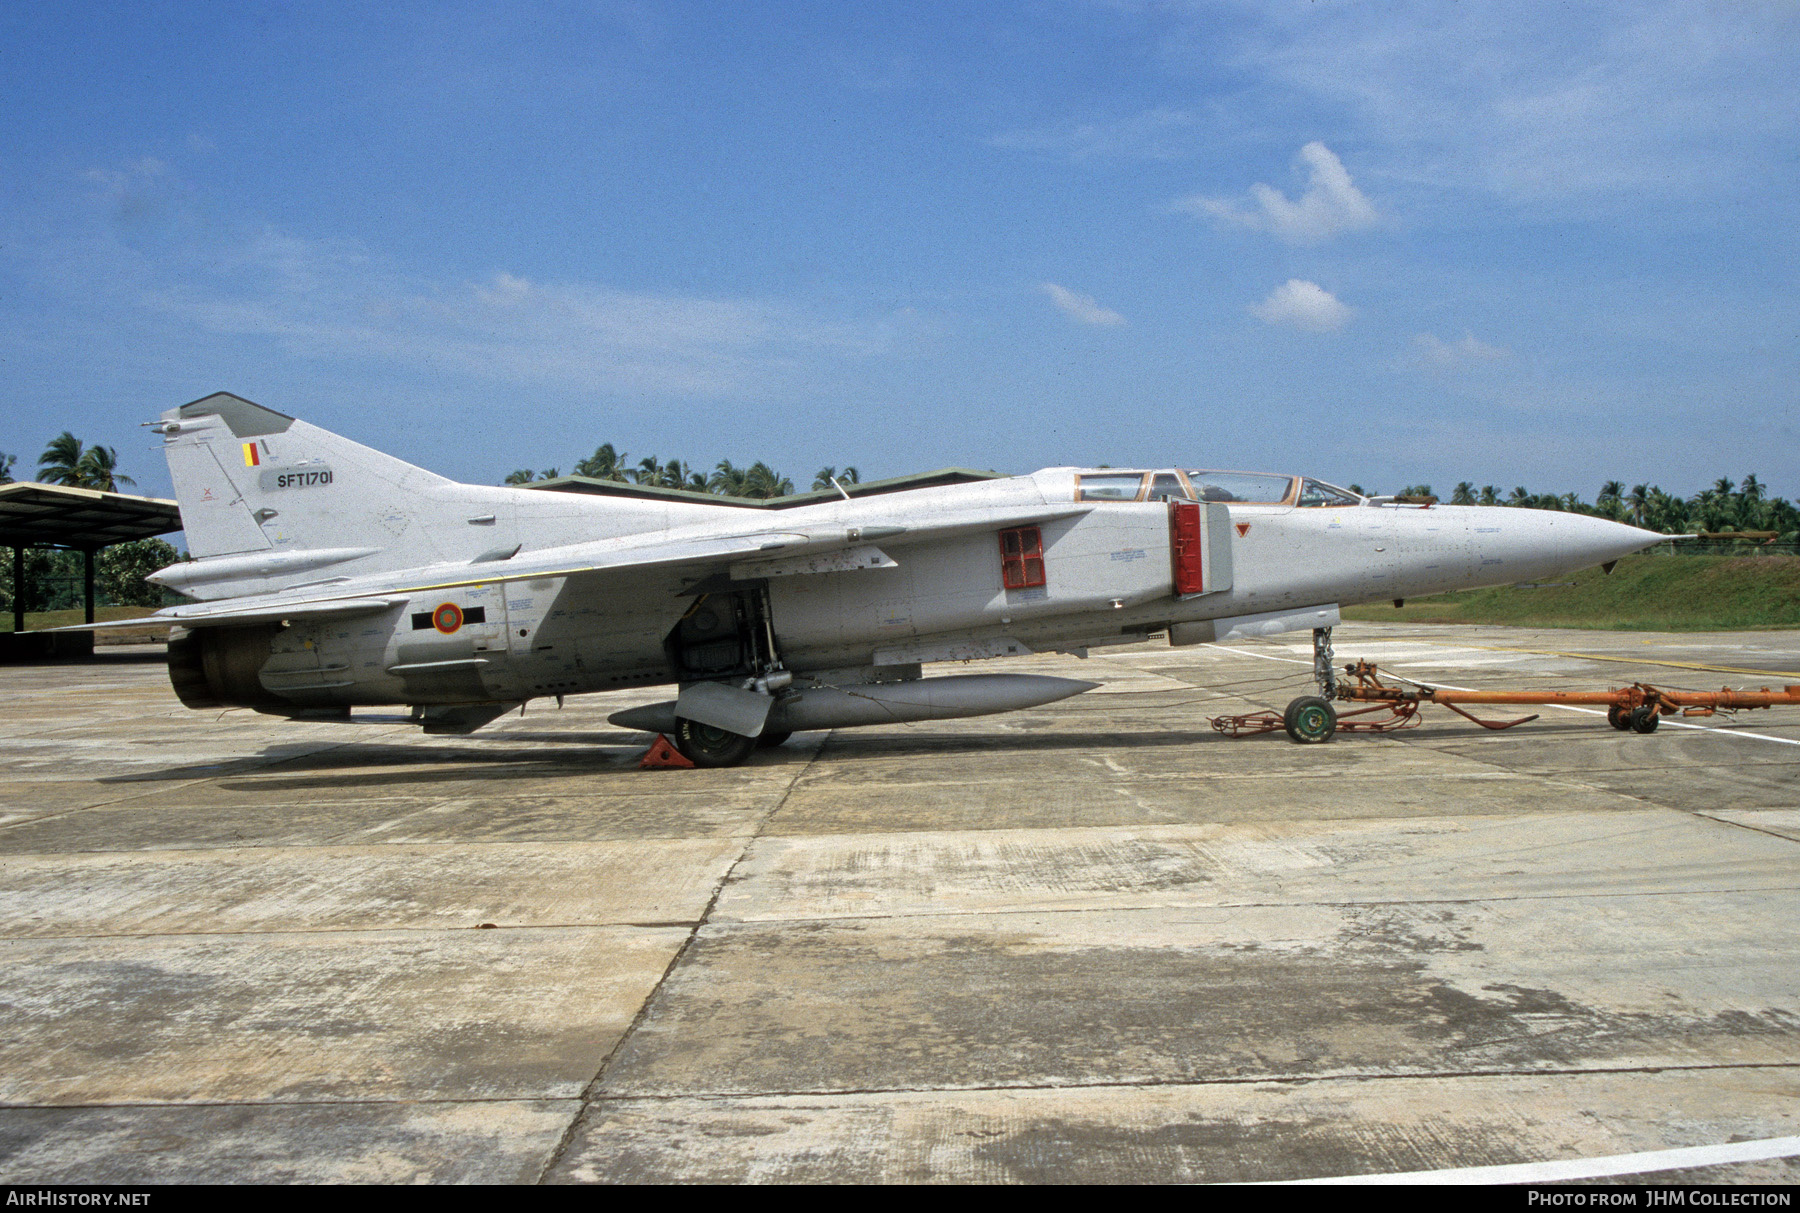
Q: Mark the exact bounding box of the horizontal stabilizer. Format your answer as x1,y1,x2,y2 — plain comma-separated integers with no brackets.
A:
52,595,408,633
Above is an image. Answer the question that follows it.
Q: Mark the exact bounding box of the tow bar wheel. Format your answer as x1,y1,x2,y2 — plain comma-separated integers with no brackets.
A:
1607,705,1632,731
1283,696,1338,744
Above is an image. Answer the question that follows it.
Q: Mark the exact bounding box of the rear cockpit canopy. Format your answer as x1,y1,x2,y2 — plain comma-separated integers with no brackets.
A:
1073,470,1361,507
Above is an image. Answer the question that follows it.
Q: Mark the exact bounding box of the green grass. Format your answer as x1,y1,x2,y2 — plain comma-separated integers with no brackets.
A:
1341,554,1800,631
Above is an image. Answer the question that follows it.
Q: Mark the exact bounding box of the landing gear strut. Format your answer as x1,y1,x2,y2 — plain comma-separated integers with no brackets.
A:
1312,626,1337,698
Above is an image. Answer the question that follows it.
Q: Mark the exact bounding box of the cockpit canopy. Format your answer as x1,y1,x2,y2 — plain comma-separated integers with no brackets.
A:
1074,470,1361,508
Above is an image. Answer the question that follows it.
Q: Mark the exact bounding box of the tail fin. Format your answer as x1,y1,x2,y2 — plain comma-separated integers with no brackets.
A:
158,392,538,597
159,391,685,599
161,392,461,557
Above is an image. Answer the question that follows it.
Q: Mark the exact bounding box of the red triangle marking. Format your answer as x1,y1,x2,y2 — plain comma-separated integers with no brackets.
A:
1235,523,1251,537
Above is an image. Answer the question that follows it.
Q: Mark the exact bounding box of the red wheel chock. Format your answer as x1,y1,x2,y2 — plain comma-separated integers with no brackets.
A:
639,734,696,769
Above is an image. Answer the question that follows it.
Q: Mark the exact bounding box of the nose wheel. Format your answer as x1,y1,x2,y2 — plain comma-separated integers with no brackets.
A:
1283,696,1338,743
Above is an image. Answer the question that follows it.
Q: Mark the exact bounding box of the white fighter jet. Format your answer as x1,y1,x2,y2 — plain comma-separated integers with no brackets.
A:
118,392,1663,765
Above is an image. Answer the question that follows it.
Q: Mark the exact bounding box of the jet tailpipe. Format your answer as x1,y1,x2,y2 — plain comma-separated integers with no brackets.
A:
609,673,1100,736
166,625,285,710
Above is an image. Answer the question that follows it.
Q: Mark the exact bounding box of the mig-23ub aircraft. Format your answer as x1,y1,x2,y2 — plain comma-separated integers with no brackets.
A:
117,392,1664,765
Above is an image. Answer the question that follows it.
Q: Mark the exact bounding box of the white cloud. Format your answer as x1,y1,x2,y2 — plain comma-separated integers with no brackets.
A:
1178,142,1379,244
1188,3,1800,208
1040,282,1126,327
1249,279,1354,331
1412,331,1510,367
41,162,898,401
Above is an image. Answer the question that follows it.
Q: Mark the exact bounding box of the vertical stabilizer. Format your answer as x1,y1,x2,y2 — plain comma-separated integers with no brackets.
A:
156,391,691,600
162,392,460,562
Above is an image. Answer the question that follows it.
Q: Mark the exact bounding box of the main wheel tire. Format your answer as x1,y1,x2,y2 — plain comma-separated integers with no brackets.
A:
1283,696,1338,744
756,731,792,749
1607,705,1632,731
1629,706,1661,734
673,717,758,767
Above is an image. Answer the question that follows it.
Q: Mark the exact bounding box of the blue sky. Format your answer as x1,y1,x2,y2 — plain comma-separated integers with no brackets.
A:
2,1,1796,502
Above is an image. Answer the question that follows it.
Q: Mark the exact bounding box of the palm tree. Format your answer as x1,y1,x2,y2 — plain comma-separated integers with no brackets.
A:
0,452,15,484
1645,487,1687,533
1596,481,1624,520
814,466,863,491
504,469,536,485
709,460,750,497
75,445,133,491
1478,485,1500,506
742,462,793,499
1450,482,1475,505
574,443,631,481
1626,484,1649,527
36,432,85,486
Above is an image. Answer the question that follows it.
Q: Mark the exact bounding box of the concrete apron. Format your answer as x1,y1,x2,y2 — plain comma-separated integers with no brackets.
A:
0,632,1796,1184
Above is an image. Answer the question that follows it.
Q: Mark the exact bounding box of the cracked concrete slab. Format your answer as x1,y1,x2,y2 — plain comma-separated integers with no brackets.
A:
0,1100,579,1184
0,926,689,1105
551,1068,1800,1184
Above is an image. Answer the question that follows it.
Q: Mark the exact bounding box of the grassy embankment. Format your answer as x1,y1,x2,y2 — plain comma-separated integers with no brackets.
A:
1341,553,1800,631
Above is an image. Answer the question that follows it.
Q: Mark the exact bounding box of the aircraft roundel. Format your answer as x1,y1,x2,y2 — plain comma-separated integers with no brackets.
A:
432,602,463,634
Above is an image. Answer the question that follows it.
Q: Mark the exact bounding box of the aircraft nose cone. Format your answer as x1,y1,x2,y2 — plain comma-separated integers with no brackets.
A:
1457,507,1668,585
1560,514,1666,566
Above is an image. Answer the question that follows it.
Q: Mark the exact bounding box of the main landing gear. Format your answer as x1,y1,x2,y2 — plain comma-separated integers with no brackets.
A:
673,718,758,767
665,586,792,767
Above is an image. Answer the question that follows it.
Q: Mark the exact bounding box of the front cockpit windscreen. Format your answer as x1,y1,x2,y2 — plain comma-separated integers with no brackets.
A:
1076,473,1146,501
1295,479,1362,507
1185,471,1294,504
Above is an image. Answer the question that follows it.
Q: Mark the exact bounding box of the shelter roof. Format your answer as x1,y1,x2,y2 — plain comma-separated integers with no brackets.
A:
0,482,183,549
525,467,1004,508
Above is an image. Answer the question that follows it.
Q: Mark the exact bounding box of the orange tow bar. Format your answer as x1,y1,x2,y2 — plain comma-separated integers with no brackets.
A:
1336,660,1800,734
1210,660,1800,739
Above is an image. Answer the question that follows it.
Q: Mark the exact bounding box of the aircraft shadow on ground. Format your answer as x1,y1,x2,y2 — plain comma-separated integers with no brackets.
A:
91,716,1677,790
92,728,1240,789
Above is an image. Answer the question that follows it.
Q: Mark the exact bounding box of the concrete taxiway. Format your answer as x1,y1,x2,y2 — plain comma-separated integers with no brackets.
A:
0,623,1796,1183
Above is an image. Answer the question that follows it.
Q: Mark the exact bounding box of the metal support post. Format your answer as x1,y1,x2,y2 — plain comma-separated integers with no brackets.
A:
1312,627,1336,698
11,545,24,634
83,548,96,625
